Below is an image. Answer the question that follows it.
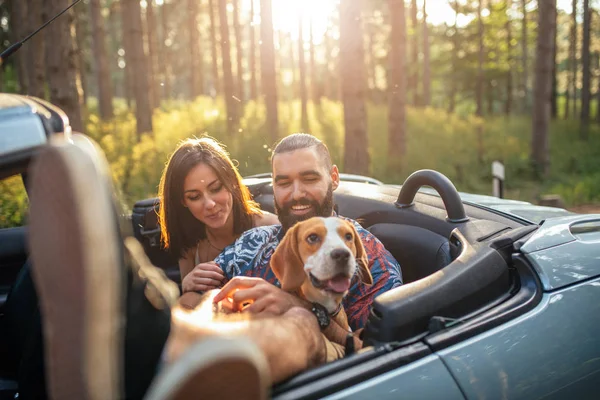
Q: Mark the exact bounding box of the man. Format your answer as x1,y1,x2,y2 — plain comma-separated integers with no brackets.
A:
212,133,403,349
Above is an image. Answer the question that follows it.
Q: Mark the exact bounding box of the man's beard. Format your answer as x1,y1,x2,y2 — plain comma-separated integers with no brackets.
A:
275,184,334,234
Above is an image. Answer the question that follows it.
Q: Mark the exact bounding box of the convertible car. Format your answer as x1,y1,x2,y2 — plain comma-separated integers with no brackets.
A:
1,94,599,399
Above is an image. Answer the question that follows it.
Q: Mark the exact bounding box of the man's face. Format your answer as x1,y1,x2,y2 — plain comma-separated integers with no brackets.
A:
272,147,340,233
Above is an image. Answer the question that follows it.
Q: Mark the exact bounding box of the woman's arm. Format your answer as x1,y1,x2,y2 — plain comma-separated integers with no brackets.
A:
178,248,195,282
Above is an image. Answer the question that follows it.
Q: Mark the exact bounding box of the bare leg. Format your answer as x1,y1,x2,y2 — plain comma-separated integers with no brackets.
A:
166,293,326,384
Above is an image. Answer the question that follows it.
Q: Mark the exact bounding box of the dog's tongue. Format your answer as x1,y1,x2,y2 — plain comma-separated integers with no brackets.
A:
327,275,351,293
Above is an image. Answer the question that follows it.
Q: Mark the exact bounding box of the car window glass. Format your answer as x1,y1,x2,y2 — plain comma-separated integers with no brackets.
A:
0,175,29,228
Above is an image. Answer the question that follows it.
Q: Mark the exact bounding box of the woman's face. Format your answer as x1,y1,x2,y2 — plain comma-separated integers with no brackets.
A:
181,162,233,231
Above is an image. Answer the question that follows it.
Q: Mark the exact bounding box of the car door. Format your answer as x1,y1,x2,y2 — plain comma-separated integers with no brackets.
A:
0,174,29,308
321,354,465,400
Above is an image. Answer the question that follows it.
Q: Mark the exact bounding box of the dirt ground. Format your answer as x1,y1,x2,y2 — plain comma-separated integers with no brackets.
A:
567,204,600,214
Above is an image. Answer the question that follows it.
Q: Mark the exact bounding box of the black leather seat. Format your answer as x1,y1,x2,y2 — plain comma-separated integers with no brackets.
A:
368,224,452,284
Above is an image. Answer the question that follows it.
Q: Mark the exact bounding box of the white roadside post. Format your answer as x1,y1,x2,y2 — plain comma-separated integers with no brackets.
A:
492,161,505,198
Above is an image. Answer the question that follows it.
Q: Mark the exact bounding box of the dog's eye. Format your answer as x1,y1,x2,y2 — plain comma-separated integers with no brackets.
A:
345,233,353,241
307,234,320,244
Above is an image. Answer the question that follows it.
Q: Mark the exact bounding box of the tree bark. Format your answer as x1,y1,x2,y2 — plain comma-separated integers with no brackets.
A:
233,0,244,102
570,0,578,118
122,0,153,135
476,0,484,116
189,0,203,99
298,15,309,130
26,0,46,99
448,1,458,113
44,0,84,132
364,20,374,100
208,0,220,97
146,0,161,107
260,0,278,142
309,19,320,106
219,0,238,132
505,0,513,115
410,0,419,106
249,0,258,100
550,10,558,119
12,0,29,94
160,0,171,99
90,0,114,119
521,0,529,112
341,0,370,174
531,0,556,177
387,0,407,166
422,0,431,107
580,0,591,135
565,0,577,119
75,6,88,108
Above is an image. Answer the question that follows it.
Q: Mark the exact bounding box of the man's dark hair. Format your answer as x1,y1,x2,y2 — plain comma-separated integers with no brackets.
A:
271,133,332,170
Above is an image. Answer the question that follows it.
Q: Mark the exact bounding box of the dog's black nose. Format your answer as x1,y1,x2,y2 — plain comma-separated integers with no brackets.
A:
330,248,350,263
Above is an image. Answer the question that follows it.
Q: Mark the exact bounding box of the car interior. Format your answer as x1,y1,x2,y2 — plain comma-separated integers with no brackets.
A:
0,95,545,399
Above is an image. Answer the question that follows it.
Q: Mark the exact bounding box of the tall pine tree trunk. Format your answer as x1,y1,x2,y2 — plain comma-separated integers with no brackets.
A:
44,0,84,132
341,0,369,174
550,13,558,119
505,0,513,115
570,0,578,118
298,14,309,130
11,0,29,93
26,0,46,99
219,0,237,132
208,0,220,97
249,0,258,100
146,0,161,107
309,19,320,105
422,0,431,107
90,0,114,119
387,0,407,166
160,0,171,99
580,0,591,136
531,0,556,177
410,0,419,106
448,2,458,113
521,0,529,112
122,0,153,135
260,0,279,142
476,0,484,116
233,0,244,102
188,0,203,99
75,7,88,108
565,0,577,119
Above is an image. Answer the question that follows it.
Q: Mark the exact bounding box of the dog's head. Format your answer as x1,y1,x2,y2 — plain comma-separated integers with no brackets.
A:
270,217,372,312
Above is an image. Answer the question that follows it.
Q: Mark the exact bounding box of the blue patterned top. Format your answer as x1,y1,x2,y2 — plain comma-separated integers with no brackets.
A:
214,218,403,331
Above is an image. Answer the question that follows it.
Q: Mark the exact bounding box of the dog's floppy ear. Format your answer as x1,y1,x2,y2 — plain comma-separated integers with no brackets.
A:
352,223,373,285
270,224,306,291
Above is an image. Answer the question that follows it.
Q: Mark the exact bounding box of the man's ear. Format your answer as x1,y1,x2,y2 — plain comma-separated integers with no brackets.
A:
270,224,306,291
352,224,372,285
330,164,340,191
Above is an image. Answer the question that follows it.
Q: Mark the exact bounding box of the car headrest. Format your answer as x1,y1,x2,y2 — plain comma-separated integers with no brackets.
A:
367,224,452,284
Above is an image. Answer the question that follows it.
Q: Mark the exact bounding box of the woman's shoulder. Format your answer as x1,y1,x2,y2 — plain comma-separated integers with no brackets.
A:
252,211,280,227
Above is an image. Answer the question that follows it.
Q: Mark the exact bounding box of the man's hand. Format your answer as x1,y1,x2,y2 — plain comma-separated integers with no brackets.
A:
213,276,310,316
181,261,225,293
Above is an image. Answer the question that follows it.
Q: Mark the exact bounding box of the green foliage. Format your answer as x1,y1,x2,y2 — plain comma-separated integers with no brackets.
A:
2,99,600,229
0,175,28,229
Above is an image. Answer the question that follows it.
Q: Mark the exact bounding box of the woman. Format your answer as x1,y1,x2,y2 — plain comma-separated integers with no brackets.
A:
158,137,278,294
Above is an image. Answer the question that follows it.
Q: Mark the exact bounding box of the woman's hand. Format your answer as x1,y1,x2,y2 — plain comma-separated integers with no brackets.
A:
181,261,225,293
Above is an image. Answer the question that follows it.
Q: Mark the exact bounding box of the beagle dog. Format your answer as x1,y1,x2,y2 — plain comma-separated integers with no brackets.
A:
270,217,373,331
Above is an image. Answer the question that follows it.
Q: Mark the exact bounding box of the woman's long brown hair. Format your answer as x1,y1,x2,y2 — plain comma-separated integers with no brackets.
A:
157,137,261,258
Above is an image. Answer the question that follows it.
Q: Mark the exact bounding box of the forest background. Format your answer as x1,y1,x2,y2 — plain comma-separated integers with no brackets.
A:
1,0,600,227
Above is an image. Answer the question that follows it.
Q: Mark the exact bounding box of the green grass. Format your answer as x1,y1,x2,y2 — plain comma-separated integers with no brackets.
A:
2,97,599,229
